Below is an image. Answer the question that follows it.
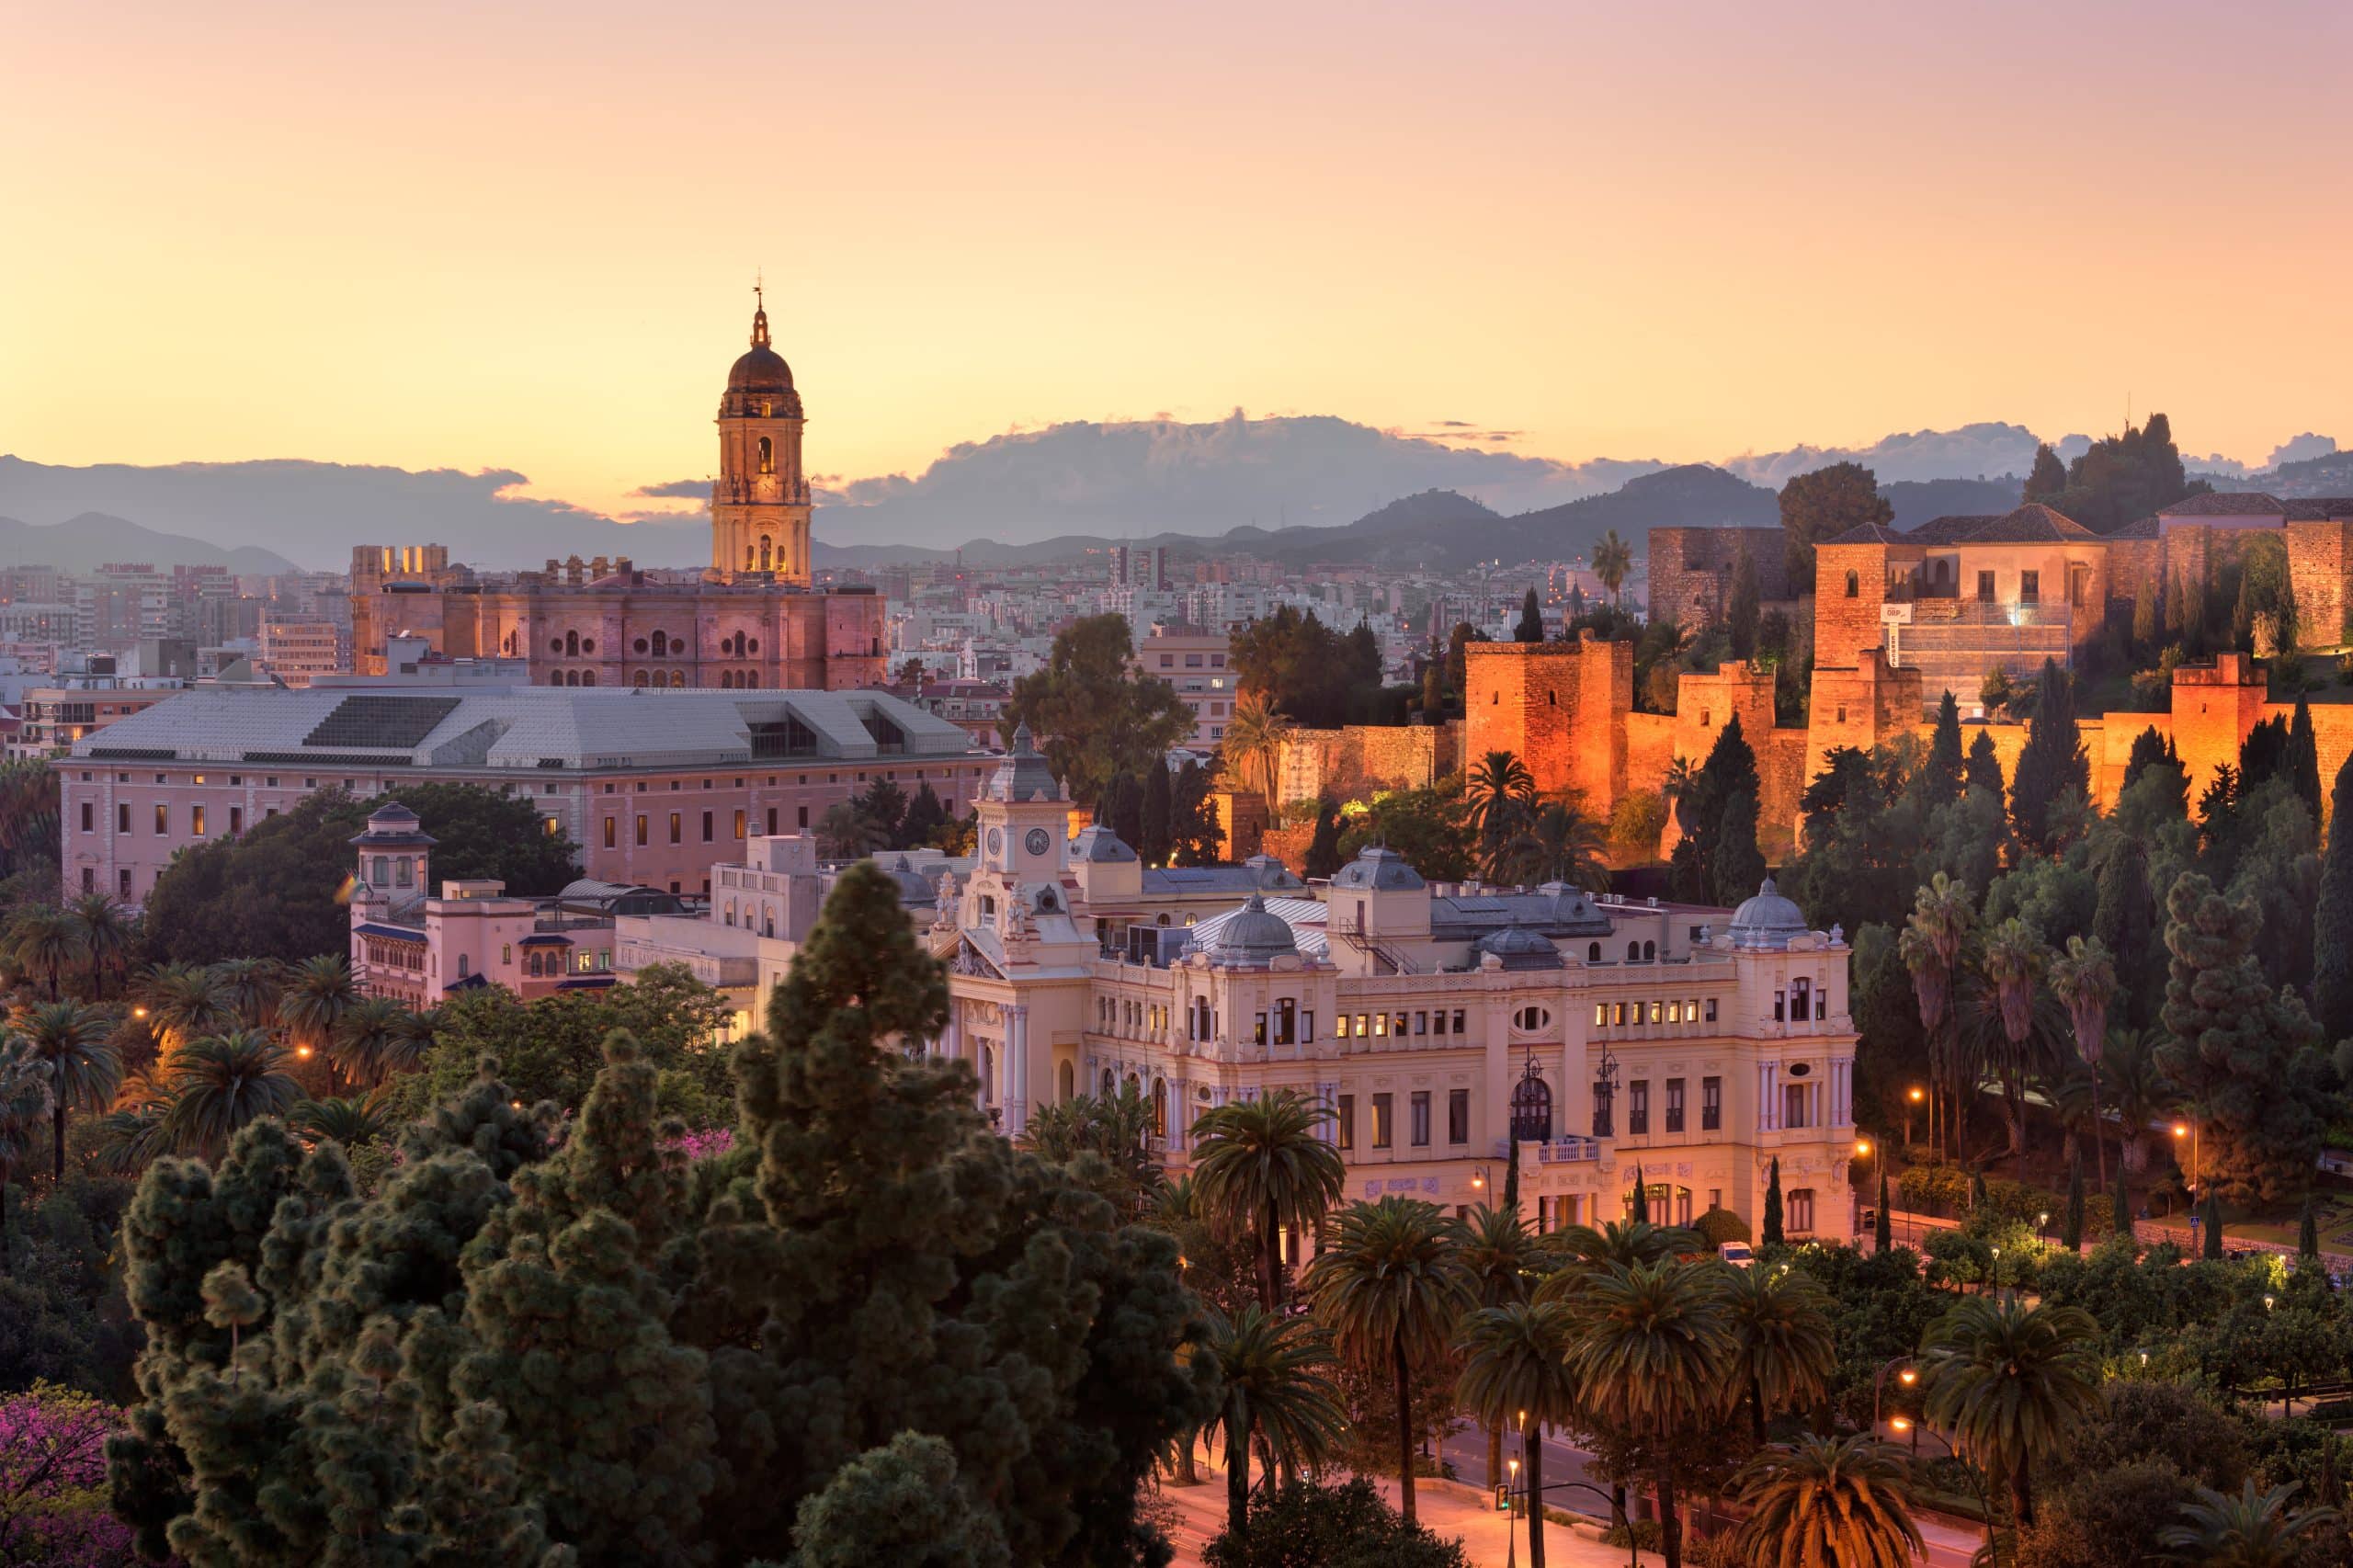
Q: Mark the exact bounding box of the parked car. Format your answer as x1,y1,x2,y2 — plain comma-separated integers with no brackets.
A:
1720,1242,1756,1269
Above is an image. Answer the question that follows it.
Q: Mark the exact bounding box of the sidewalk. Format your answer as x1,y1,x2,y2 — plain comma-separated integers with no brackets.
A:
1156,1443,1663,1568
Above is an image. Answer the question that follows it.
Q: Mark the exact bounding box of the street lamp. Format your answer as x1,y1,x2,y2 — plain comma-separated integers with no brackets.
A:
1904,1085,1925,1151
2174,1117,2200,1193
1891,1415,1918,1454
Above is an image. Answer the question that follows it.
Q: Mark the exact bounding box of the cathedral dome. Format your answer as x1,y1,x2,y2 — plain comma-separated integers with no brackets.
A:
1728,876,1810,950
726,301,801,402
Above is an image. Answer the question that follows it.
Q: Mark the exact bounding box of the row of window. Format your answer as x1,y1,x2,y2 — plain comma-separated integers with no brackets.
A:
1596,997,1719,1027
1624,1075,1723,1135
604,805,801,850
1334,1087,1472,1152
84,801,263,837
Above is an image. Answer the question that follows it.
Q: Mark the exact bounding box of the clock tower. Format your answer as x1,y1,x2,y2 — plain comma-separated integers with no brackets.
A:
961,724,1093,949
710,290,812,585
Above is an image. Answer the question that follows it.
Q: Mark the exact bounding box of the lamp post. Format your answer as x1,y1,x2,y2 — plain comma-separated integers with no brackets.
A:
1904,1085,1924,1152
1873,1358,1916,1432
2174,1116,2200,1195
1854,1138,1873,1239
1506,1456,1520,1568
1892,1414,1918,1455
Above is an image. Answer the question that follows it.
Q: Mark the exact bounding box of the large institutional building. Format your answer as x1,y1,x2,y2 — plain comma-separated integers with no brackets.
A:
347,296,881,689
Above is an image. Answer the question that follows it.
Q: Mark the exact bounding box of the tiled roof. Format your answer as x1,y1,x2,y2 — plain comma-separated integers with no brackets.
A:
1961,504,2100,544
1823,522,1907,547
2104,515,2163,540
354,921,426,941
1905,515,2004,545
2284,498,2353,521
68,685,979,770
2160,491,2287,517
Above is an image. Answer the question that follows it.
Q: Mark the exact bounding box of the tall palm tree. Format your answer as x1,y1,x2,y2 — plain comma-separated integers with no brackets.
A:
9,908,85,1003
278,954,358,1087
64,893,133,1000
1900,873,1974,1163
1222,691,1295,805
1917,1295,2101,1528
1457,1301,1583,1568
89,1066,173,1176
1593,530,1633,606
140,961,236,1058
1466,751,1539,873
1537,1218,1704,1281
2047,935,2117,1191
9,1000,119,1180
0,1041,52,1274
1196,1304,1346,1551
1499,799,1611,892
2159,1481,2340,1566
1458,1203,1551,1485
2100,1028,2176,1181
1729,1435,1924,1568
1967,922,2057,1178
1722,1262,1837,1440
211,957,286,1030
1305,1197,1473,1527
163,1030,303,1159
291,1087,398,1149
1190,1088,1344,1311
1562,1258,1736,1568
335,995,427,1086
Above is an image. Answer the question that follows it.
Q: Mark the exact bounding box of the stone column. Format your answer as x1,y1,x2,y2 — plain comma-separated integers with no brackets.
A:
1006,1005,1030,1136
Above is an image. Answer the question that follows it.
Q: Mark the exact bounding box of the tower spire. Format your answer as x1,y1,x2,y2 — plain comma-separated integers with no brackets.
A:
751,272,769,348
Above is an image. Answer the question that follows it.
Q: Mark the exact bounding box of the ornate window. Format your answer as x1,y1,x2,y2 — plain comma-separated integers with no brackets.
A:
757,436,773,475
1508,1066,1552,1143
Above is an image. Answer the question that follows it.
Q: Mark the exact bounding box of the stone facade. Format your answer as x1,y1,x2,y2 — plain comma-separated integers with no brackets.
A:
1271,721,1459,810
1462,633,1631,813
1647,526,1790,631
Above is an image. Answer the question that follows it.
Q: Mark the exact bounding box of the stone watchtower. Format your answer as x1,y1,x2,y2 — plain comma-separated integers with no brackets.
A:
710,290,812,585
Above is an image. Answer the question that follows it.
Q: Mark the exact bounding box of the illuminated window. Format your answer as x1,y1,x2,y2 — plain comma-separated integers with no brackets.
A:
757,436,774,475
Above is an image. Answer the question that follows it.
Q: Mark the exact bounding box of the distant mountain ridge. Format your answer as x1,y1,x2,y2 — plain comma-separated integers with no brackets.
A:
0,511,295,575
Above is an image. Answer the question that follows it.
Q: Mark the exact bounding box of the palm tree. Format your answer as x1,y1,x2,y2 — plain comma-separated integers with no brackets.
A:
291,1087,398,1149
335,995,427,1086
1456,1301,1583,1568
1458,1203,1551,1486
89,1066,173,1176
1196,1304,1346,1551
278,954,358,1086
1305,1197,1473,1527
211,957,285,1030
1966,923,2059,1177
2047,935,2116,1191
1537,1218,1704,1281
64,893,133,1000
9,908,85,1003
1498,799,1611,893
163,1030,303,1159
9,1000,119,1180
1019,1083,1160,1219
814,801,885,860
1729,1435,1924,1568
1562,1258,1736,1568
1917,1295,2101,1528
2159,1481,2340,1566
1593,529,1633,606
1722,1262,1837,1440
2101,1028,2176,1181
0,1042,52,1274
1222,691,1295,805
1466,751,1538,879
1190,1088,1344,1311
140,961,236,1058
1900,874,1974,1162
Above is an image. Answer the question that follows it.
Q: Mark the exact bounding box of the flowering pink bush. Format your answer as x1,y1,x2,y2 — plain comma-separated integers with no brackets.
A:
665,1127,735,1162
0,1382,138,1566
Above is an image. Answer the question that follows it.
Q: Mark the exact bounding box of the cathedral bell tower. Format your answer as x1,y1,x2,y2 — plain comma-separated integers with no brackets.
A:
710,290,812,585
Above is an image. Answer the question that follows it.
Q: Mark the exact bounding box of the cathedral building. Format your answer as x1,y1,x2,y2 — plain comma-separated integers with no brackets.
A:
348,296,881,689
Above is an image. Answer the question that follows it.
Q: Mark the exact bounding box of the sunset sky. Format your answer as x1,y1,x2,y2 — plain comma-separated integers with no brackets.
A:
10,0,2349,520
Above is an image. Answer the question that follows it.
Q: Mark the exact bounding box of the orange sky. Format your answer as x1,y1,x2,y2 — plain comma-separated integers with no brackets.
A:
8,0,2349,519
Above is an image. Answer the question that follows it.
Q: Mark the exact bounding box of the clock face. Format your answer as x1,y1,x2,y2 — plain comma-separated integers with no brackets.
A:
986,827,1005,858
1025,827,1052,857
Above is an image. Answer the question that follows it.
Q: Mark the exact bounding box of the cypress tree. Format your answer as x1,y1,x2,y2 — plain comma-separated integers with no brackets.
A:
1711,791,1768,909
2201,1191,2224,1261
1501,1132,1519,1218
2289,696,2323,823
1140,762,1173,866
2113,1182,2132,1244
2009,658,2088,850
1631,1165,1649,1223
2123,726,2177,792
2024,442,2067,503
2316,753,2353,1046
2301,1193,2322,1260
1107,771,1145,847
1874,1169,1893,1254
1516,586,1544,643
1965,729,2004,799
2062,1156,2085,1253
1303,796,1345,881
1924,692,1965,804
1969,1169,1988,1212
1762,1158,1783,1246
2094,835,2159,1028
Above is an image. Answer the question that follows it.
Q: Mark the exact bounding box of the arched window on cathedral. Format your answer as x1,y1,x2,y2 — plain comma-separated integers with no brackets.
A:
745,543,756,570
564,631,578,655
580,670,596,687
633,670,649,688
757,437,773,475
759,536,773,571
670,670,686,688
652,631,668,656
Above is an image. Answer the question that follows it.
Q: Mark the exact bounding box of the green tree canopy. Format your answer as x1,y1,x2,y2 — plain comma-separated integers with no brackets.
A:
1004,614,1194,807
1779,461,1892,583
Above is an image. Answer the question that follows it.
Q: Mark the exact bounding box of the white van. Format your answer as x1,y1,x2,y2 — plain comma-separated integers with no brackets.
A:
1720,1242,1756,1269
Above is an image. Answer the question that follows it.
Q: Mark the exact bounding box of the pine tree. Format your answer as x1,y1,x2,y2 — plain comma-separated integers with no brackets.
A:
2024,443,2068,503
2123,726,2177,792
1140,763,1174,867
1517,587,1544,643
1762,1158,1783,1246
1923,692,1964,804
2009,658,2089,851
2156,872,2325,1206
2317,753,2353,1045
1965,729,2004,799
2062,1157,2084,1253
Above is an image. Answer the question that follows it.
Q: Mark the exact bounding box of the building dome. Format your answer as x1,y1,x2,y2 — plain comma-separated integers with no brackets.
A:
1477,925,1564,971
1728,876,1811,950
1331,845,1427,892
1203,892,1298,967
349,801,436,849
1072,824,1138,863
881,854,937,906
728,301,798,393
1244,854,1305,891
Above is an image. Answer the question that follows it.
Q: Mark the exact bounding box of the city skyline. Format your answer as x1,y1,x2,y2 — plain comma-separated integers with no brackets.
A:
11,0,2351,528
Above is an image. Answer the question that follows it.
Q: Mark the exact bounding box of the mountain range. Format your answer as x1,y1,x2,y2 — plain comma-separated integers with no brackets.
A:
0,511,296,576
0,416,2329,573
